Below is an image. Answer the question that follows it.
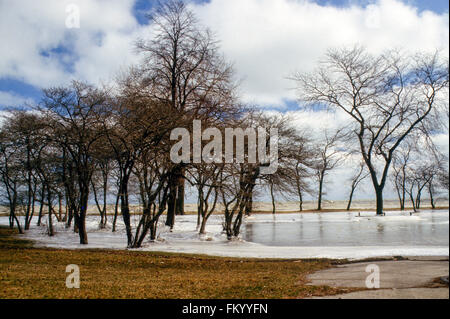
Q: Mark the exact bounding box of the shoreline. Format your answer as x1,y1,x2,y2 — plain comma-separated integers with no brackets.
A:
1,206,448,217
1,210,448,261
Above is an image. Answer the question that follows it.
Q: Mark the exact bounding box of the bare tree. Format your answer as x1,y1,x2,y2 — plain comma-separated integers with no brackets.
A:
131,148,172,248
136,0,238,227
220,162,260,240
39,81,108,244
187,163,221,234
33,141,64,236
436,156,449,205
423,155,448,210
311,130,345,211
91,141,115,229
0,112,48,231
392,143,413,210
104,88,175,247
263,167,293,215
346,161,369,211
218,113,304,238
0,127,24,233
281,129,315,212
291,159,313,212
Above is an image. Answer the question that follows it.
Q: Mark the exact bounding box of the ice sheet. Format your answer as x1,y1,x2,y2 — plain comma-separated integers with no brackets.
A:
0,210,448,260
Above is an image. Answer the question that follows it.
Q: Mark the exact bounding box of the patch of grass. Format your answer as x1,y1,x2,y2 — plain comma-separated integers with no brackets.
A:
0,227,34,250
0,226,357,299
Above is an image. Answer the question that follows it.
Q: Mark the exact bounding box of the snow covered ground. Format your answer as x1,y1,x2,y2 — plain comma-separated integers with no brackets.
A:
0,210,448,260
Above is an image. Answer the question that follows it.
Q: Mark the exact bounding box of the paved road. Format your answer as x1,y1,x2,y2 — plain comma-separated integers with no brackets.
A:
312,288,449,299
307,257,449,299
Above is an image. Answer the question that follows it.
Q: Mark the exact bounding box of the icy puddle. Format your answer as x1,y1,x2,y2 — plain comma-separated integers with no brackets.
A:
0,210,448,260
244,211,449,247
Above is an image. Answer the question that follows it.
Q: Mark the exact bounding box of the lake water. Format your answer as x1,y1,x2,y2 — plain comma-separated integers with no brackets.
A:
244,210,449,247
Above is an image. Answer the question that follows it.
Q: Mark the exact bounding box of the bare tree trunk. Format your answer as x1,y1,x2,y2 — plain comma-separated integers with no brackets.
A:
101,180,107,228
232,204,246,238
199,215,208,235
270,182,276,214
375,186,384,215
13,214,23,234
395,183,405,211
429,185,436,209
401,180,406,210
346,186,355,211
297,187,303,212
245,190,253,216
416,190,422,210
149,220,157,241
120,177,132,246
196,197,201,230
92,178,108,229
37,186,45,226
63,195,68,223
10,191,23,234
24,181,33,231
58,193,63,222
165,187,176,229
175,175,185,216
76,185,89,244
112,191,120,232
25,183,37,230
409,191,417,213
232,209,244,237
224,206,233,240
66,206,73,229
317,172,324,211
47,189,54,236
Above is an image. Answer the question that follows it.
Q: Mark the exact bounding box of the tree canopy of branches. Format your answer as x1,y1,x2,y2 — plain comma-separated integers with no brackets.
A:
135,0,240,228
38,81,109,244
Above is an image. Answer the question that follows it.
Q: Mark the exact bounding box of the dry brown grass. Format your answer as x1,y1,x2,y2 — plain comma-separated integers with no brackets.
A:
0,226,359,299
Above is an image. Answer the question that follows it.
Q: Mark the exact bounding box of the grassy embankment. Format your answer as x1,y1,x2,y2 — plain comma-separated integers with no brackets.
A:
0,226,360,299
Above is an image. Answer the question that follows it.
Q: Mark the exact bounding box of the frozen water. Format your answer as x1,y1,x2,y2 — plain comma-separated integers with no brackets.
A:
244,211,449,247
0,210,448,260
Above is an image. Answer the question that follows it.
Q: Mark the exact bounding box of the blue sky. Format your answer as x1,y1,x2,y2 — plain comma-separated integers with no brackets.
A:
0,0,448,110
315,0,449,13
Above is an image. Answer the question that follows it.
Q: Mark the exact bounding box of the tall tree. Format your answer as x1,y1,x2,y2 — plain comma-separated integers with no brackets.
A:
346,161,369,211
39,81,108,244
0,126,24,233
392,143,413,210
105,69,180,247
312,130,344,211
136,0,238,228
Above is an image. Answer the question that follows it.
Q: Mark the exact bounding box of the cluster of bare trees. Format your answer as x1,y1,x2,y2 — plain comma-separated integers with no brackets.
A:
0,1,448,249
293,47,449,215
0,1,306,247
391,136,448,212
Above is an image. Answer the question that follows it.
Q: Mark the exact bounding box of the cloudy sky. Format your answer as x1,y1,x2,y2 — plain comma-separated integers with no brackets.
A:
0,0,448,201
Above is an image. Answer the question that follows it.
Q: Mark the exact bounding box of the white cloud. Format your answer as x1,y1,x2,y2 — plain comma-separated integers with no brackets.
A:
0,91,34,108
1,0,448,103
0,0,148,88
193,0,449,107
432,133,450,157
